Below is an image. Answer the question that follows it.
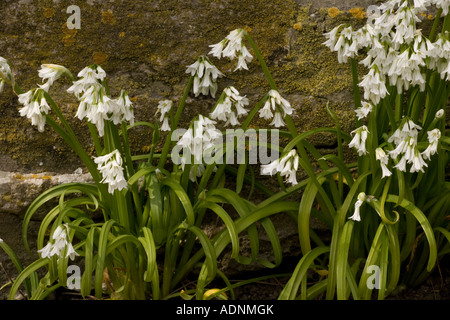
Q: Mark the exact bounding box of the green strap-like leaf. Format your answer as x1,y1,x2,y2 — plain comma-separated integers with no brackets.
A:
386,195,437,272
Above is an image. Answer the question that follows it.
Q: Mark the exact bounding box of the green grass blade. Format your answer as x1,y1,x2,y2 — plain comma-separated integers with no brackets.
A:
8,258,49,300
278,246,330,300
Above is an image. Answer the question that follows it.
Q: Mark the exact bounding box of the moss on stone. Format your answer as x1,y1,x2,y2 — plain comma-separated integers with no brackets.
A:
0,0,371,173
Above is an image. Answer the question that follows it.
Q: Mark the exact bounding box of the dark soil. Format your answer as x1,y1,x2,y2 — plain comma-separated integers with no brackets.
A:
231,256,450,300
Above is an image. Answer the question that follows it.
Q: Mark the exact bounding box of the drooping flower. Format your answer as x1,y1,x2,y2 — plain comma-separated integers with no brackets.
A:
38,224,79,261
68,66,134,136
355,101,374,120
156,99,173,131
359,67,389,105
175,115,222,181
435,108,444,119
38,64,71,92
67,65,106,97
349,125,370,156
422,129,441,160
94,149,128,194
260,149,299,186
0,56,13,84
349,192,367,221
17,88,51,132
375,147,392,178
186,56,224,98
209,28,253,71
388,118,428,173
258,89,294,128
210,86,249,126
109,90,134,126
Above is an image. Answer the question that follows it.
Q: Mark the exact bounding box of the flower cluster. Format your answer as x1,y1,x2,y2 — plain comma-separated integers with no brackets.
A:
14,63,72,132
68,66,134,136
17,88,51,132
261,149,300,186
323,0,450,113
156,99,173,131
186,56,224,98
387,118,435,173
38,224,79,261
94,149,128,194
176,115,222,182
210,86,249,126
209,28,253,71
258,89,294,128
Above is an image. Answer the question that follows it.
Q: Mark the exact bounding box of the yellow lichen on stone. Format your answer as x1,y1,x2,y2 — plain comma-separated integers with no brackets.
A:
93,52,109,65
102,10,117,25
328,7,343,18
43,8,55,18
349,7,366,20
41,175,52,180
293,22,302,31
62,24,77,46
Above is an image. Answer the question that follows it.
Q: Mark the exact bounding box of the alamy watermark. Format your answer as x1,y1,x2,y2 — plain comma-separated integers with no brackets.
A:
66,5,81,30
366,265,381,290
66,265,81,290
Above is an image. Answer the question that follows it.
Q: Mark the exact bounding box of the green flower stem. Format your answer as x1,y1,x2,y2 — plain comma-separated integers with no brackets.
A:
350,58,362,112
158,76,194,169
245,31,318,189
429,8,443,42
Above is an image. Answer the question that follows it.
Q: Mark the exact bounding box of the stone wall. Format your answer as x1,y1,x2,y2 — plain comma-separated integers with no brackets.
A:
0,0,381,299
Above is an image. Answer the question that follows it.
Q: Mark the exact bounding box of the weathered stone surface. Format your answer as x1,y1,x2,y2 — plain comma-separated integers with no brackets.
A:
0,169,93,218
0,0,376,174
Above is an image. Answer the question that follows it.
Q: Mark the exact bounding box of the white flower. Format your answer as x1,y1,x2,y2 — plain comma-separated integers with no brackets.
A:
67,65,106,97
375,147,392,178
387,118,430,173
69,67,134,136
110,90,134,126
258,89,294,127
435,109,444,119
176,116,222,181
270,111,285,127
359,67,389,105
38,64,70,91
38,242,53,259
355,101,374,120
38,224,79,260
422,129,441,160
0,56,13,83
348,125,369,156
186,56,224,98
261,149,299,186
208,28,253,71
94,149,128,194
409,150,428,173
235,45,253,71
65,243,79,261
210,86,249,126
349,192,367,221
18,89,51,132
156,99,173,131
260,158,280,176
